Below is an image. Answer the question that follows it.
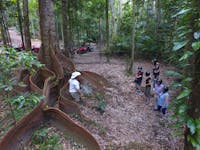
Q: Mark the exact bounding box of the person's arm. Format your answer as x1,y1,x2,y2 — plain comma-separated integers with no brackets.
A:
148,79,151,86
77,89,83,97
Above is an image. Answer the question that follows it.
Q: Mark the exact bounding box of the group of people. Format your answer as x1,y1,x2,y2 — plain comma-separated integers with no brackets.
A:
68,59,170,116
134,59,170,116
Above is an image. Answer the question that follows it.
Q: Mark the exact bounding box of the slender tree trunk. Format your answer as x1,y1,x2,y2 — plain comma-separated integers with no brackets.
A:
0,9,11,47
55,15,60,52
106,0,110,62
31,17,36,38
156,0,161,27
38,0,63,79
128,0,136,73
17,0,25,47
118,0,122,31
61,0,70,57
23,0,32,50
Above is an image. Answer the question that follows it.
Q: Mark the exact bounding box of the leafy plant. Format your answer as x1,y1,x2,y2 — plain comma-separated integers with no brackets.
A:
31,128,62,150
0,47,44,123
94,93,106,114
168,1,200,148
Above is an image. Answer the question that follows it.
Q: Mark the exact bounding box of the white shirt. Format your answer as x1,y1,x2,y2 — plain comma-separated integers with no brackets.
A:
155,84,164,96
68,79,80,93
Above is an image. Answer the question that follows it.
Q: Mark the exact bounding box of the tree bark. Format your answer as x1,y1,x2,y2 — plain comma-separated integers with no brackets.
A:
156,0,161,27
128,0,136,73
61,0,70,57
106,0,110,62
0,7,11,47
16,0,25,47
23,0,32,50
38,0,63,79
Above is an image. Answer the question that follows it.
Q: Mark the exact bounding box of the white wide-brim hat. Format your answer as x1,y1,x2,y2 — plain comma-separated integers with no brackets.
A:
71,71,81,79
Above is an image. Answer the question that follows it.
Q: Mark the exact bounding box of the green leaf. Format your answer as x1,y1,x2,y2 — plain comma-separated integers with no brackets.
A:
173,41,189,51
187,119,196,135
5,85,13,91
171,83,182,88
18,82,27,87
165,70,183,78
178,104,188,114
177,89,191,100
183,77,193,82
179,51,193,61
192,41,200,51
172,8,191,18
187,135,198,147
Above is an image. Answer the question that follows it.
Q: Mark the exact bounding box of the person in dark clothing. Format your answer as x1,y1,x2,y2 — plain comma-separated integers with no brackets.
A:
144,72,151,104
152,59,160,88
134,67,143,93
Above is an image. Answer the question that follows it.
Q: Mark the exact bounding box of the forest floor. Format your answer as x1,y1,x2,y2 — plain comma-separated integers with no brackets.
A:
72,47,184,149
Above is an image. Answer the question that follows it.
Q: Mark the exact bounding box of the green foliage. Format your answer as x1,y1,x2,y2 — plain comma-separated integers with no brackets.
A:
94,93,106,114
31,128,62,150
0,47,43,93
165,70,183,79
110,35,131,56
8,92,45,120
0,47,44,121
172,40,189,51
169,0,200,148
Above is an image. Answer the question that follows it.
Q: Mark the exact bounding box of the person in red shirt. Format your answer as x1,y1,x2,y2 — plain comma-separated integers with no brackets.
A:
134,67,143,93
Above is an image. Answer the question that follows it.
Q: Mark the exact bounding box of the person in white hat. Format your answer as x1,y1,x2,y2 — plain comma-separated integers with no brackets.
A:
68,71,83,102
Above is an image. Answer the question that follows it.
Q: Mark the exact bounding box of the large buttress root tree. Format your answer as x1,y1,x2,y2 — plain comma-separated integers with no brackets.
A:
38,0,64,79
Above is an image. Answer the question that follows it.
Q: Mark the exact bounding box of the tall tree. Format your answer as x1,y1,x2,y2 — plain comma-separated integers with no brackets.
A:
128,0,136,73
38,0,63,78
61,0,70,57
105,0,110,62
23,0,32,50
16,0,25,47
0,2,11,47
156,0,161,27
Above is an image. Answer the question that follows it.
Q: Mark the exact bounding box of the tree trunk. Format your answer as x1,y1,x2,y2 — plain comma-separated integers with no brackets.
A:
38,0,63,79
128,0,136,73
0,9,11,47
106,0,110,62
23,0,32,50
156,0,161,27
184,0,200,149
16,0,25,47
61,0,70,57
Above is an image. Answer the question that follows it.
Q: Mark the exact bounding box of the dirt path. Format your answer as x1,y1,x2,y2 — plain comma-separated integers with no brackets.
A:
72,48,183,149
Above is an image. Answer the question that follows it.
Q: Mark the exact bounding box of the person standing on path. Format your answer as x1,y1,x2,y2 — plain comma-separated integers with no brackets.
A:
144,72,151,104
153,79,164,110
157,86,170,116
134,67,143,93
152,59,160,88
68,71,83,102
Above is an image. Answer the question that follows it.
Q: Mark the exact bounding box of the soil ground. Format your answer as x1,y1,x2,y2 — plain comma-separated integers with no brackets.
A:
72,47,184,149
